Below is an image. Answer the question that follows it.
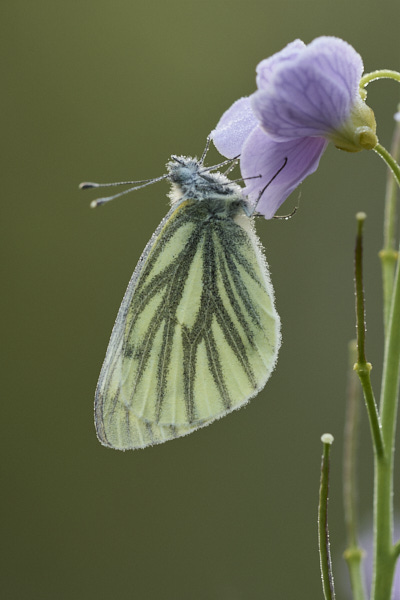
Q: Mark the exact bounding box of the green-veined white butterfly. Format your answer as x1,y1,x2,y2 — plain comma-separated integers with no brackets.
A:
82,143,281,450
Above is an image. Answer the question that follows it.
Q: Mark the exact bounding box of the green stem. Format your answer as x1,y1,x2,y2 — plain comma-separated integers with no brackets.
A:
360,70,400,88
379,119,400,335
343,340,366,600
364,129,400,599
383,116,400,251
372,459,397,600
353,213,384,458
318,434,336,600
374,143,400,190
373,228,400,599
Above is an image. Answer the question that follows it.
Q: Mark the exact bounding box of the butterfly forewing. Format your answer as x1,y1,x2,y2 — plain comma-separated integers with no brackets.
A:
95,183,280,450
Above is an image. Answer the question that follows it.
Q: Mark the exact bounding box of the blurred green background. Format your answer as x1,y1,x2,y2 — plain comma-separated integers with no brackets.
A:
3,1,400,598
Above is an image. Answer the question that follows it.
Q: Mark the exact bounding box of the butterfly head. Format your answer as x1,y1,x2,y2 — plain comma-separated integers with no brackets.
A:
167,155,247,207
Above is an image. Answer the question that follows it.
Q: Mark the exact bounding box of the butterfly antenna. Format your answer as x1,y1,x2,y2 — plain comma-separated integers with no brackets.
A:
201,155,241,174
220,174,262,186
171,148,240,175
224,158,239,176
273,190,301,220
80,174,169,208
79,175,168,190
254,157,288,209
273,206,298,220
199,136,212,164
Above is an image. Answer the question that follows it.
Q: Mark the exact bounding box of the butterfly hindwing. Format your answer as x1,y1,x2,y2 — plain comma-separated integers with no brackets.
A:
94,193,280,450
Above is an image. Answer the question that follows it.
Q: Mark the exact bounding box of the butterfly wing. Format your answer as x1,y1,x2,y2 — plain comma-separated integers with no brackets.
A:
95,199,280,450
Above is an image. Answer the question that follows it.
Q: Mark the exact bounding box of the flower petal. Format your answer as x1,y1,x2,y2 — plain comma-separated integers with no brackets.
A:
256,39,306,89
310,37,363,97
240,127,328,219
211,97,258,158
252,37,364,140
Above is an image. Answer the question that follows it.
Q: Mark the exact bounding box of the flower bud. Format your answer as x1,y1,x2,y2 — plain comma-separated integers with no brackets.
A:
329,97,378,152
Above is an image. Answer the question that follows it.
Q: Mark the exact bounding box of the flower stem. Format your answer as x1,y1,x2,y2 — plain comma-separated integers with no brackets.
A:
382,115,400,250
318,434,336,600
353,213,384,458
378,119,400,335
360,70,400,88
343,340,366,600
372,131,400,598
374,143,400,190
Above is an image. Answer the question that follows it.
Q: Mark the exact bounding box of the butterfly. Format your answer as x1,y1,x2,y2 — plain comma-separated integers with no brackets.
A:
81,141,281,450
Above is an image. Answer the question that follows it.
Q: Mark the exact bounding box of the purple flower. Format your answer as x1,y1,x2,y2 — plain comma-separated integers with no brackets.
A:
212,37,377,219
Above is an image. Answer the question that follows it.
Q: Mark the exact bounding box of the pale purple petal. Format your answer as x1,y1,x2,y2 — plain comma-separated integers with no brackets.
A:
252,37,364,140
307,37,363,99
240,127,328,219
256,39,306,89
211,97,258,158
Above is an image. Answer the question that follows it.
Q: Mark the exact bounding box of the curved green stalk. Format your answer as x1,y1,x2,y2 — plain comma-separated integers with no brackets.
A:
374,143,400,192
360,70,400,88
